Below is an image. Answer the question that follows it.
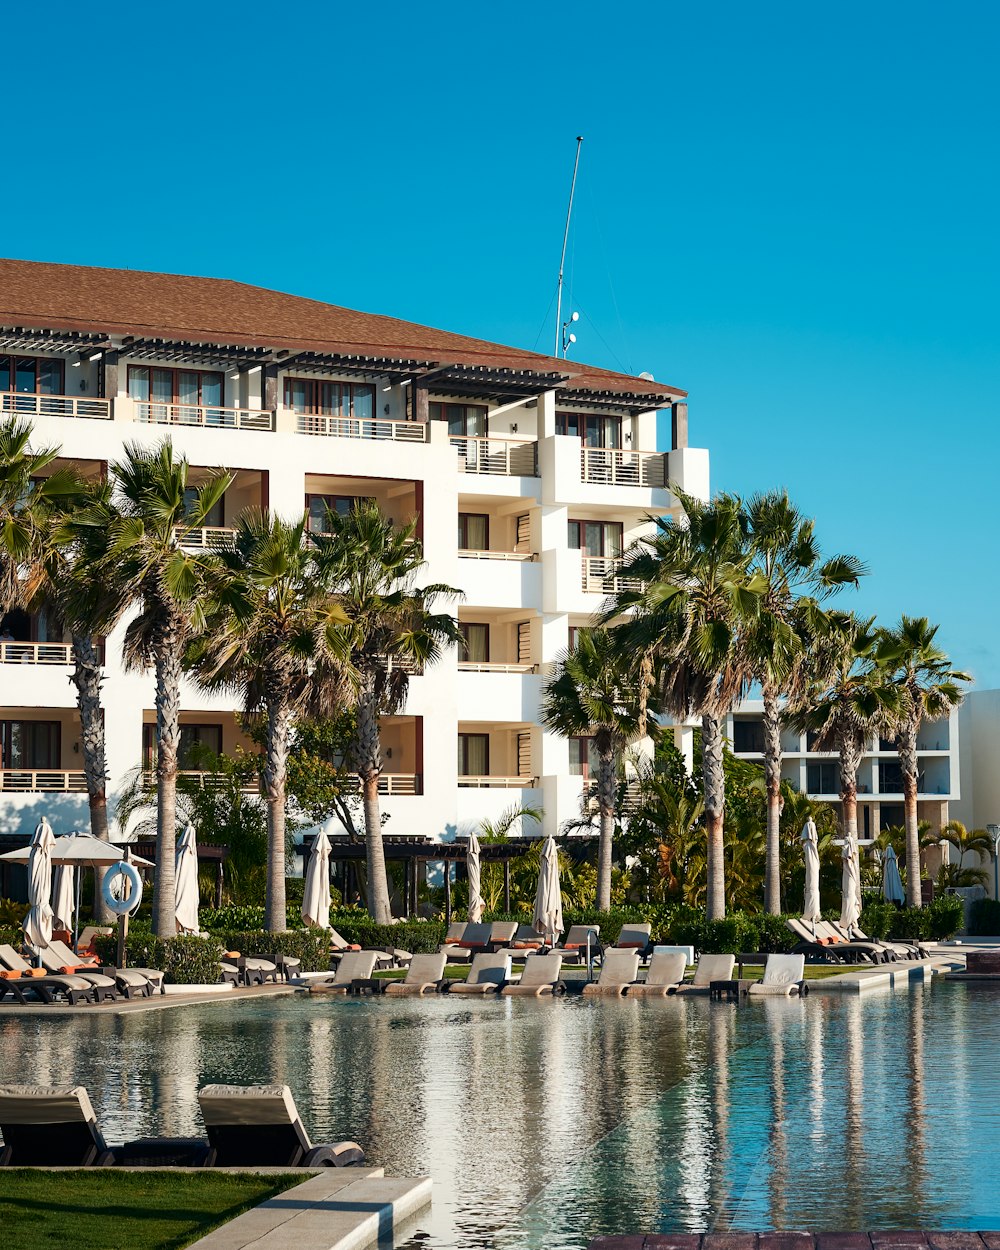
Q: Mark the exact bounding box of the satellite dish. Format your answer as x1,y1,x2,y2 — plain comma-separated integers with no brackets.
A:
639,371,655,381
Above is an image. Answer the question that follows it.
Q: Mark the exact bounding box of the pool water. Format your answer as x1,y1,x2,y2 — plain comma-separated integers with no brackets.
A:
0,982,996,1247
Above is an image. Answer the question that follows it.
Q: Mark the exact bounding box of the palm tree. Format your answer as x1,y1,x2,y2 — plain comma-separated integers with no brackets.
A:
744,491,865,914
542,628,647,911
607,491,763,920
877,617,970,907
926,819,992,890
89,440,231,937
189,510,353,932
472,802,544,913
311,501,461,924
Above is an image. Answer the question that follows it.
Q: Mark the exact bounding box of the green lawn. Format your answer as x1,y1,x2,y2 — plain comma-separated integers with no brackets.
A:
0,1170,302,1250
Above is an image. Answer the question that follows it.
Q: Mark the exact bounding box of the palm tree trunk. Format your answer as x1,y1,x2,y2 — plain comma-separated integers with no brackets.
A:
596,747,615,911
702,713,726,920
263,689,291,933
356,684,392,923
762,686,782,915
838,730,862,841
70,633,113,922
898,720,922,907
152,638,181,938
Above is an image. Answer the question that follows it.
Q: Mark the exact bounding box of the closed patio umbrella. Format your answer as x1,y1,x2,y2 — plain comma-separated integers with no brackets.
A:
882,844,905,905
466,833,483,923
174,823,201,935
840,833,862,934
302,829,332,929
801,818,822,929
23,817,55,950
532,836,563,946
51,864,75,932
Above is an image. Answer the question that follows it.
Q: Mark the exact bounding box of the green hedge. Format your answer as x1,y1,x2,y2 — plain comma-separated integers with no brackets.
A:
93,932,225,985
201,905,305,931
327,911,445,954
969,898,1000,936
219,929,329,971
858,895,964,942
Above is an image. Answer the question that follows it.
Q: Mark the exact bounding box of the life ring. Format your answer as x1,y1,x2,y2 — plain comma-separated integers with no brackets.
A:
102,862,143,916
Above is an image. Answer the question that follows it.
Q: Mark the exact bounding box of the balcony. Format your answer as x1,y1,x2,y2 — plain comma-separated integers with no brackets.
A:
458,549,535,562
581,556,643,595
580,447,666,488
458,774,537,788
458,661,536,674
0,770,86,793
340,773,422,796
175,526,237,551
452,436,538,477
296,414,426,442
0,642,74,665
136,402,273,431
1,393,111,420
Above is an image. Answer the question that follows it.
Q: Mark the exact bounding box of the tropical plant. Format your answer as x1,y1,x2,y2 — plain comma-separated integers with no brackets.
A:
542,627,648,910
311,501,461,923
471,803,544,913
607,490,763,919
876,617,970,906
743,490,865,914
79,439,232,936
0,417,71,618
924,819,991,890
189,510,353,932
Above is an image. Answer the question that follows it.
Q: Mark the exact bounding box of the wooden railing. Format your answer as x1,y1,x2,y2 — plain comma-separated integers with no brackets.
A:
136,403,274,431
296,414,426,442
581,556,644,595
1,393,111,420
0,641,74,665
458,775,537,788
458,549,535,561
580,447,666,487
339,773,422,795
0,770,87,792
175,526,237,550
144,770,260,794
458,661,537,674
451,436,538,476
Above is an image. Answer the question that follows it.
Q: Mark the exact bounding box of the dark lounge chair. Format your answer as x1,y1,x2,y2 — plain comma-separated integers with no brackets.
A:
0,1085,116,1165
0,944,100,1005
196,1084,365,1167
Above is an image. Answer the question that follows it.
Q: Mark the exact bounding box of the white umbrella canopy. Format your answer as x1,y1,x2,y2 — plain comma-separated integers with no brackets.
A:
302,829,332,929
466,834,483,923
0,834,153,867
883,844,905,904
174,823,201,935
800,818,822,926
532,836,563,945
840,834,862,933
23,818,55,949
51,864,76,931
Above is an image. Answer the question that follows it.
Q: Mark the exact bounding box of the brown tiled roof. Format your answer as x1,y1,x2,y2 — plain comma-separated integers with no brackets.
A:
0,258,685,403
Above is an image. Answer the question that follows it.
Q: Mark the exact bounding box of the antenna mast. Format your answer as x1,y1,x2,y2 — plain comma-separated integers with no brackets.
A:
554,136,583,358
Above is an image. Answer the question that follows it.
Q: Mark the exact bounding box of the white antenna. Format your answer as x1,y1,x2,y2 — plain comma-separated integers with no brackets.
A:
554,136,583,358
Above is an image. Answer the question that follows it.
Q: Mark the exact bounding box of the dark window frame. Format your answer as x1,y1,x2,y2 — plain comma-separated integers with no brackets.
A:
430,401,488,437
458,513,490,550
567,519,624,557
459,622,490,663
458,732,490,777
555,410,622,448
0,719,61,770
0,355,65,396
283,377,375,417
127,365,224,407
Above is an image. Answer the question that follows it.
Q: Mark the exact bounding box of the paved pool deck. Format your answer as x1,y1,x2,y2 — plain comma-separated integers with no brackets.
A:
589,1234,1000,1250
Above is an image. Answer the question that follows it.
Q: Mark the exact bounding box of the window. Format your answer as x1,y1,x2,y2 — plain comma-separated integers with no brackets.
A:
143,724,223,769
460,623,490,664
567,519,623,557
0,721,60,769
806,761,839,793
556,411,622,448
568,625,582,652
305,494,371,534
430,402,487,437
733,720,766,753
183,486,225,529
458,513,489,550
569,736,598,778
0,355,64,396
458,733,489,776
878,761,904,793
128,366,223,409
283,378,374,418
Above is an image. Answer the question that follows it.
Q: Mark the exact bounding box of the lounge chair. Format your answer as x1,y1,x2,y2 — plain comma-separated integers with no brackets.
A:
0,945,99,1005
77,926,113,956
0,1085,116,1165
748,953,808,997
626,951,687,996
502,953,564,996
555,924,602,963
384,952,447,996
442,921,467,945
785,918,888,965
220,953,280,987
503,923,547,954
306,950,379,993
673,952,736,994
328,927,410,970
814,921,897,963
610,924,652,959
832,921,929,960
447,952,511,994
195,1084,365,1167
581,949,640,996
443,921,492,962
39,939,161,998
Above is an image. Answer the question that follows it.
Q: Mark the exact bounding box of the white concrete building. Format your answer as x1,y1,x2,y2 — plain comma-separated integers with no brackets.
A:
727,701,959,841
0,258,708,846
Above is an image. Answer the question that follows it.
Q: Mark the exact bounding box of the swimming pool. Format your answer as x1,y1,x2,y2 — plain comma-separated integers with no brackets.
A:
0,982,995,1247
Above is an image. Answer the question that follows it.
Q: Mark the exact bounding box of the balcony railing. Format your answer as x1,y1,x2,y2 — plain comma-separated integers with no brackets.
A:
296,413,426,442
0,641,74,665
458,775,537,788
1,393,111,420
458,661,537,674
458,549,535,561
451,436,538,476
581,556,644,595
340,773,422,795
0,770,87,793
580,447,666,488
136,403,274,431
175,526,237,551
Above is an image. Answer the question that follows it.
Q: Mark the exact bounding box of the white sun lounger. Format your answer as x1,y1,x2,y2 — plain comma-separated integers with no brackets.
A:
581,949,640,996
747,953,807,997
502,953,564,996
625,950,687,996
383,953,447,996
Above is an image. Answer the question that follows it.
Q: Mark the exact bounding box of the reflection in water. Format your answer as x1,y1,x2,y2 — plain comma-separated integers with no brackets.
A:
1,984,998,1247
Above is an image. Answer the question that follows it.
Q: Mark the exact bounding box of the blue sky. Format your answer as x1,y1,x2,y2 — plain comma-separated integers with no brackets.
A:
4,3,998,683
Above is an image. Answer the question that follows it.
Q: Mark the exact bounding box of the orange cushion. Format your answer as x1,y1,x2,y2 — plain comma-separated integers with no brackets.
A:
0,969,21,979
511,941,542,950
458,941,487,949
225,951,241,959
616,942,644,949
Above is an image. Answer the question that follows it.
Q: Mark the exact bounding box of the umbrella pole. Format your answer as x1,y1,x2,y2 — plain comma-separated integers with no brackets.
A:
73,868,82,954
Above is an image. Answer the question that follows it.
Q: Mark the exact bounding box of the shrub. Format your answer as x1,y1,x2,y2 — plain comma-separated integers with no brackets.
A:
0,899,28,927
327,913,446,954
219,928,329,972
859,900,898,941
921,894,964,940
93,932,225,985
969,898,1000,937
